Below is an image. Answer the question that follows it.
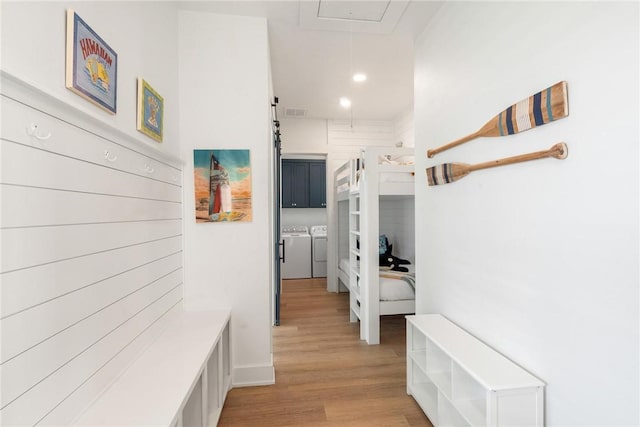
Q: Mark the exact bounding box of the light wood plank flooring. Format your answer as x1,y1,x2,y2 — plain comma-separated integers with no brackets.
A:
218,278,432,427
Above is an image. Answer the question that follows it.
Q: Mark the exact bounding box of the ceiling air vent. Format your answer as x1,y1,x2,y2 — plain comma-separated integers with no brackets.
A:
284,108,307,118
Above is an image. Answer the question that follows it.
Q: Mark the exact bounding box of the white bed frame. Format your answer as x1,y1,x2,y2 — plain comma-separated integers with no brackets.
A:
334,147,415,345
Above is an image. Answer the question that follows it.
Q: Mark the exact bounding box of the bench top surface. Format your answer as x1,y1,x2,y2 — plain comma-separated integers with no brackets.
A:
73,308,231,426
406,314,544,390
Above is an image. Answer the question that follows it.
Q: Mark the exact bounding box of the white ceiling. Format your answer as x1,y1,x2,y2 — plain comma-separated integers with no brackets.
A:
177,1,444,121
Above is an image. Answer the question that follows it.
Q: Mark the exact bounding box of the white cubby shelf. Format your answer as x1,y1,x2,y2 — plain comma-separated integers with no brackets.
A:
406,314,544,427
73,309,232,427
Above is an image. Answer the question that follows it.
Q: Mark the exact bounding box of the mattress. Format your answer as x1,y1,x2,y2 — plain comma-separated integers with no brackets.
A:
379,276,414,301
339,258,415,301
379,172,414,183
342,169,414,189
351,170,414,188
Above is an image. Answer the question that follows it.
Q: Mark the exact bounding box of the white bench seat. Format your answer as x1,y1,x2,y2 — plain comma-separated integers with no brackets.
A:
73,309,231,427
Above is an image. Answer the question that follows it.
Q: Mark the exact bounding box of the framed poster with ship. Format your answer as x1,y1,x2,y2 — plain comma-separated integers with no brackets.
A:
136,78,163,142
65,10,118,114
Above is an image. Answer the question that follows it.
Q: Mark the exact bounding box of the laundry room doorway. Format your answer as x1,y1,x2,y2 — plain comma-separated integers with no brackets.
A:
278,153,328,322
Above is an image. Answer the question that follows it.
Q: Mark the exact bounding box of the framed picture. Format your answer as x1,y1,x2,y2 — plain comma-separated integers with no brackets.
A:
136,78,164,142
65,10,118,114
193,149,253,223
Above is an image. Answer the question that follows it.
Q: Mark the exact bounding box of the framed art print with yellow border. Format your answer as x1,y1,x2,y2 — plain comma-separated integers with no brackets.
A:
137,78,164,142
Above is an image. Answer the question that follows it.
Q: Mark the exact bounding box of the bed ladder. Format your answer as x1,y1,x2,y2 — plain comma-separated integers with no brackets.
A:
348,190,365,340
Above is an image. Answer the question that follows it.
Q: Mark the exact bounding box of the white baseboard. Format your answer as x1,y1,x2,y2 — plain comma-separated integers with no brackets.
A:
232,364,275,387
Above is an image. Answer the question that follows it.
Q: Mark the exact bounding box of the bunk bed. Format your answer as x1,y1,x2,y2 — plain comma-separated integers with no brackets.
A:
333,147,415,345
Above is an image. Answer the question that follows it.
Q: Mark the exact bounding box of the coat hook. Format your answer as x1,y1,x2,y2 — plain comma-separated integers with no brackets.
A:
104,150,117,162
26,123,52,140
144,164,155,174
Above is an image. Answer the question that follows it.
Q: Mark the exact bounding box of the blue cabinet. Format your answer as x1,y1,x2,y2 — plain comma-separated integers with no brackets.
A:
282,160,308,208
282,159,326,208
308,161,326,208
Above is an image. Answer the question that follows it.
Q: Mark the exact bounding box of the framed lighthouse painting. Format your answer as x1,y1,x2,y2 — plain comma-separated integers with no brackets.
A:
193,149,252,223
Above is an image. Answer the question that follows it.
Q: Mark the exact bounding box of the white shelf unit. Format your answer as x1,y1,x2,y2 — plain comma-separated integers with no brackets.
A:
406,314,544,427
73,310,232,427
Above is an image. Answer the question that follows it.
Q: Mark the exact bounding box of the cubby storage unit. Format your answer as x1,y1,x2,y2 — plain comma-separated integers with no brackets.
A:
73,309,232,426
406,314,544,427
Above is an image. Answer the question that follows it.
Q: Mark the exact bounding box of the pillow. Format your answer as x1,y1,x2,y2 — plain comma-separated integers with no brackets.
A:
379,235,388,255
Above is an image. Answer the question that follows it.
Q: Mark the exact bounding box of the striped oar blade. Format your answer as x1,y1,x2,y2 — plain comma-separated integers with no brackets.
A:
427,143,568,186
426,163,469,186
487,81,568,137
427,81,568,158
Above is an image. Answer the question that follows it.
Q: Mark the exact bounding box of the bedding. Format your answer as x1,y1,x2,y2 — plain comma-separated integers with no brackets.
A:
379,276,415,301
379,267,415,301
340,258,415,275
378,155,414,165
379,269,415,289
339,257,415,301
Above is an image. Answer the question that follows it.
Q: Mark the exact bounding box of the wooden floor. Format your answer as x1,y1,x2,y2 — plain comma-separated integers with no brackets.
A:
218,278,432,427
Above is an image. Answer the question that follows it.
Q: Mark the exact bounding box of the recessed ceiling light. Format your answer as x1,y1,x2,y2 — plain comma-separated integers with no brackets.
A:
353,73,367,82
339,97,351,108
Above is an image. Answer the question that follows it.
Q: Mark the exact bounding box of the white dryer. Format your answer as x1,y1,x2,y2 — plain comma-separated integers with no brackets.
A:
310,225,327,278
281,226,311,279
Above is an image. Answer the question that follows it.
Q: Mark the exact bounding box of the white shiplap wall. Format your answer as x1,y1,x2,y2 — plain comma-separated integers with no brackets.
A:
336,198,415,262
328,119,395,147
337,201,349,262
379,197,415,262
0,73,184,426
393,109,415,148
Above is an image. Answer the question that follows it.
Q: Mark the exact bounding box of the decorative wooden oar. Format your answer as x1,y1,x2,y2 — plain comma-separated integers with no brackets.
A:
426,143,568,186
427,81,568,158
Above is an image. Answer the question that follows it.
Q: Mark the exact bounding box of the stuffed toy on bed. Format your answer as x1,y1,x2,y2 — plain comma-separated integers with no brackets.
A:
378,235,410,272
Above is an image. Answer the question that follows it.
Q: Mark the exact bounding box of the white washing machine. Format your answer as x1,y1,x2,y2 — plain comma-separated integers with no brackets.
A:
310,225,327,278
281,226,311,279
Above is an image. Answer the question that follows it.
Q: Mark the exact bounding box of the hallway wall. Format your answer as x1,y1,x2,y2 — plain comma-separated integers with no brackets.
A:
0,1,180,158
414,2,639,425
178,10,275,386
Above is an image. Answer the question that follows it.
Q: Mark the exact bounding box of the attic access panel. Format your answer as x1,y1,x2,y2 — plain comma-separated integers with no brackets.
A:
317,1,390,22
299,0,409,33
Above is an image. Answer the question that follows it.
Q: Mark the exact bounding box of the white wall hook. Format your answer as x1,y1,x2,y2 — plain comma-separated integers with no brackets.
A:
26,123,52,140
144,164,155,174
104,150,117,162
